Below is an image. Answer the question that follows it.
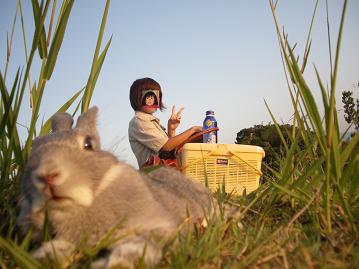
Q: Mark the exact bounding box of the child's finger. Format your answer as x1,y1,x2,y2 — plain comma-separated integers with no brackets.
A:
171,105,176,116
176,107,184,117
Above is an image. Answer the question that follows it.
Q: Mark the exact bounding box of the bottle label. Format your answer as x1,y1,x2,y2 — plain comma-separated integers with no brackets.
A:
204,132,217,143
205,119,213,127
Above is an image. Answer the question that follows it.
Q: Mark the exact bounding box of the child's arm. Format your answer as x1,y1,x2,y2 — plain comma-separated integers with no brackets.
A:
161,126,202,151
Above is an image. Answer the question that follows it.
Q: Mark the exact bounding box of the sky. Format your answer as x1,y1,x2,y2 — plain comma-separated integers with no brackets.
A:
1,0,359,168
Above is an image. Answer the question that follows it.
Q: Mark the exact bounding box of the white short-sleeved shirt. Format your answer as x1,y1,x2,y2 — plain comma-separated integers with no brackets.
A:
128,111,168,167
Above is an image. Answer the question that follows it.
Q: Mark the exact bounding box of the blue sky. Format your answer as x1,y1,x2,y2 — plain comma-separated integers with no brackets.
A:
1,1,358,168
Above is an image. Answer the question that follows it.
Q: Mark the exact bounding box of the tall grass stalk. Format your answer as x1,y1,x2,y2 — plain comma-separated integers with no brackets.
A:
0,0,111,232
267,0,357,235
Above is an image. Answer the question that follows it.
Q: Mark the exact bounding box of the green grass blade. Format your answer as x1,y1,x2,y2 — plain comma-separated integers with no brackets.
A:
301,0,318,73
39,87,84,136
346,155,359,200
3,1,19,82
0,69,24,182
264,99,289,152
286,41,327,154
277,135,301,184
301,40,312,73
46,0,57,46
270,2,327,154
18,1,49,144
82,36,112,111
0,70,19,134
81,0,111,112
331,0,347,92
330,128,341,180
326,0,347,149
0,236,41,269
314,65,329,112
30,0,49,59
290,156,325,192
44,0,74,79
266,178,307,202
0,71,24,167
30,82,37,109
18,0,33,99
341,131,359,166
286,43,323,133
93,36,112,88
24,77,46,157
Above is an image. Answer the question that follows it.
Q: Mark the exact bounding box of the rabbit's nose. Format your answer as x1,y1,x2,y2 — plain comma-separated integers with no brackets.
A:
40,173,60,186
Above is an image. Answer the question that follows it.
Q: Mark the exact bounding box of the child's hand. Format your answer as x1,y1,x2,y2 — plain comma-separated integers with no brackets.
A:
168,106,184,134
191,126,203,133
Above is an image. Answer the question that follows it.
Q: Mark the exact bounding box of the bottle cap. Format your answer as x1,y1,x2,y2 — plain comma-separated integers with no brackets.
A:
206,110,214,115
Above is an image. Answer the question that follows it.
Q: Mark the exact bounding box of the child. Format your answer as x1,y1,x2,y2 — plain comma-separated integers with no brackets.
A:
128,77,202,168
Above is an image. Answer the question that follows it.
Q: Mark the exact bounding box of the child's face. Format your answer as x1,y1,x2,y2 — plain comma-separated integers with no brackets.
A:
145,95,155,106
141,90,160,108
140,91,158,114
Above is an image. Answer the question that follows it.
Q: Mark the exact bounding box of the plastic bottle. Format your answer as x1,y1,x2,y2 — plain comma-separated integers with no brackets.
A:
203,110,218,143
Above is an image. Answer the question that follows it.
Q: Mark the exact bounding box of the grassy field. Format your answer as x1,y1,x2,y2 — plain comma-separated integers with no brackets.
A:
1,0,358,268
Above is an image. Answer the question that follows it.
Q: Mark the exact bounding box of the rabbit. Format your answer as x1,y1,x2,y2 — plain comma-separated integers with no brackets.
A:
17,106,215,268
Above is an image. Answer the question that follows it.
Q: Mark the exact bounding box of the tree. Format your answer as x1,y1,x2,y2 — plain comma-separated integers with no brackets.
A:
236,123,317,178
236,124,294,175
342,85,359,135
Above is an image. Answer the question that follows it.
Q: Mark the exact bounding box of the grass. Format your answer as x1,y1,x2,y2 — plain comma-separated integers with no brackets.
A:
1,0,358,268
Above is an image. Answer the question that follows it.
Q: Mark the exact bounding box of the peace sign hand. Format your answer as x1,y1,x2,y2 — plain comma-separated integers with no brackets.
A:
168,105,184,134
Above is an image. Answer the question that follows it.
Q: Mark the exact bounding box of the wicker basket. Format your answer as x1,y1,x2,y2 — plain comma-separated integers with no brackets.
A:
180,143,265,194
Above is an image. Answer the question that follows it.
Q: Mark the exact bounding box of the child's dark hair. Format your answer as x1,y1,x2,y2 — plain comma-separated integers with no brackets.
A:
129,78,165,111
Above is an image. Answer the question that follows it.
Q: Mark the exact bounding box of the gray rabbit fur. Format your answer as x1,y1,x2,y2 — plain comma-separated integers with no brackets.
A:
17,106,215,268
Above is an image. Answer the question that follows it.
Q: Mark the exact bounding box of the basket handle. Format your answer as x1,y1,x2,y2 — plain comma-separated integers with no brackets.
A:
228,150,263,176
176,127,219,152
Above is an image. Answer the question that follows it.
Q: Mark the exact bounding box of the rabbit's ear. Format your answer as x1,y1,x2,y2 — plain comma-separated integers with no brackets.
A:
52,112,73,132
76,106,101,149
76,106,99,132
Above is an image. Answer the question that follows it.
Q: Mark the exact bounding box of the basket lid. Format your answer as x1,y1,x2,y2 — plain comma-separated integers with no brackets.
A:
182,143,265,158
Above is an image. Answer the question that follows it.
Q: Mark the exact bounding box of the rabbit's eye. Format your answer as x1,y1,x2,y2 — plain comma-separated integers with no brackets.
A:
84,136,93,150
